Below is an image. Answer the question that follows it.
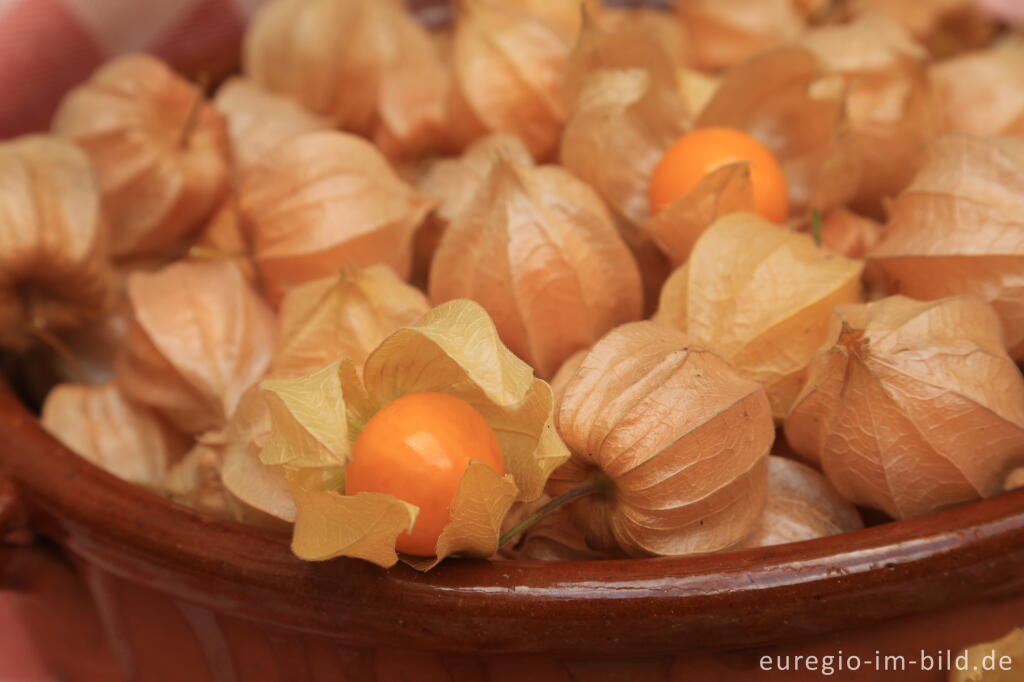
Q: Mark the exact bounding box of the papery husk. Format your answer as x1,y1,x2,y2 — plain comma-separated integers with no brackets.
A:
42,382,189,489
260,299,570,568
272,264,430,377
676,0,806,71
52,55,230,259
0,135,112,353
842,0,998,57
784,295,1024,519
929,36,1024,138
799,14,934,213
213,77,330,172
244,0,449,153
190,196,257,282
817,207,883,260
508,0,605,44
951,629,1024,682
549,320,775,557
676,68,720,118
448,0,571,159
698,47,862,218
499,494,607,561
736,455,862,549
165,444,237,518
549,349,588,403
238,131,435,306
655,212,865,418
429,160,643,379
643,162,755,266
1007,468,1024,492
563,7,687,110
116,259,277,435
559,69,689,308
867,134,1024,359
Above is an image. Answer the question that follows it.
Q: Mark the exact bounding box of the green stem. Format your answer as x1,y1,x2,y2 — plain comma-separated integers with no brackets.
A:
498,482,600,548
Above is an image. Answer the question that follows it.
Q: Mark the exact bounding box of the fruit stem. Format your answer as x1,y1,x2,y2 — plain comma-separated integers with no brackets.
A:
498,481,601,548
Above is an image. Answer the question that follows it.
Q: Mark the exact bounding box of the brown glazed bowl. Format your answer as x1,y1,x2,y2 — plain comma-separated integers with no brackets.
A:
2,2,1024,680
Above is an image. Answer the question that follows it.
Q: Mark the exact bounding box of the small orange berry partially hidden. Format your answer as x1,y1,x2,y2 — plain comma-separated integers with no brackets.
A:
345,392,505,556
649,127,789,224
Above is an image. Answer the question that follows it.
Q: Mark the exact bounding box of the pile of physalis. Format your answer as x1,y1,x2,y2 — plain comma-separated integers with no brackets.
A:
2,0,1023,571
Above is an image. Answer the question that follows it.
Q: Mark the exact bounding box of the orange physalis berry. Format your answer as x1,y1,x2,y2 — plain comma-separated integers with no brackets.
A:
345,392,505,556
649,126,790,223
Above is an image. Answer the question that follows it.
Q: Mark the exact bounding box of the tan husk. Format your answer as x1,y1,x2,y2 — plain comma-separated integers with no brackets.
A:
508,0,605,44
52,55,230,259
798,14,935,212
842,0,998,57
0,135,112,352
929,36,1024,138
1006,469,1024,492
116,259,276,435
272,264,430,377
213,77,330,172
643,162,755,266
656,213,864,419
190,196,257,281
238,131,435,306
259,300,570,569
42,382,189,489
867,134,1024,358
243,0,449,154
736,456,863,548
676,0,806,71
429,159,643,379
549,320,775,557
784,295,1024,519
951,629,1024,682
448,0,571,159
698,47,862,218
817,207,883,260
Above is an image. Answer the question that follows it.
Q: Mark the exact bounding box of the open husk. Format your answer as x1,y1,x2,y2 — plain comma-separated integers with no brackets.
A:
52,55,230,258
238,131,435,306
42,382,189,489
549,320,775,556
258,299,569,569
785,295,1024,519
213,77,330,172
272,265,430,377
698,47,862,218
0,135,112,352
867,134,1024,358
243,0,449,155
929,36,1024,138
116,259,276,435
447,0,571,159
736,456,863,548
656,212,864,418
429,160,643,379
676,0,806,71
799,13,934,212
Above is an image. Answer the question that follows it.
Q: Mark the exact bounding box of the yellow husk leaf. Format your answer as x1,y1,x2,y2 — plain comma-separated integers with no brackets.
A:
272,265,429,377
115,259,276,435
550,320,775,557
930,36,1024,138
951,629,1024,682
799,13,935,212
238,130,435,306
698,47,862,218
428,160,643,379
42,382,188,489
867,134,1024,358
213,77,330,172
0,135,113,352
260,299,569,568
736,455,862,549
656,213,865,418
448,0,571,159
784,295,1024,519
643,162,755,266
52,54,230,258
